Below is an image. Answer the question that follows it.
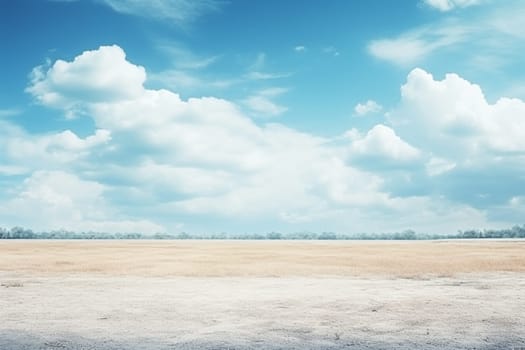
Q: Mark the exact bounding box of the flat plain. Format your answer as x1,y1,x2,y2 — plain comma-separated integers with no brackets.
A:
1,240,524,349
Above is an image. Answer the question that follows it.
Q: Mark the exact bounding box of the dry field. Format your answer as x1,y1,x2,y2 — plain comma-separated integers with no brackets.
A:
1,239,524,349
2,239,525,278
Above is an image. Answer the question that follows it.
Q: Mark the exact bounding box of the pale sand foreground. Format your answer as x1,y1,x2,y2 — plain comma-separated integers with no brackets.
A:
1,240,524,349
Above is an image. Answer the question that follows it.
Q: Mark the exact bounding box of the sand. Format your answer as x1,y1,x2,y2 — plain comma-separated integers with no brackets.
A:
1,240,524,349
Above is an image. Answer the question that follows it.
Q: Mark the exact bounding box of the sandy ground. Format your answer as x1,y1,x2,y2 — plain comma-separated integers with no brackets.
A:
1,240,524,349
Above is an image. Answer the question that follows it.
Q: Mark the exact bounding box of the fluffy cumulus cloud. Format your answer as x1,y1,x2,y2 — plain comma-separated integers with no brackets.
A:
393,68,525,155
0,121,111,173
27,45,145,117
348,125,421,164
6,44,525,234
0,171,163,233
388,68,525,219
10,129,110,160
354,100,382,116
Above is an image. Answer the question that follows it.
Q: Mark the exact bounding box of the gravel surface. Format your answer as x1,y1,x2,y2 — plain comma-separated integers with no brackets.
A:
1,272,524,349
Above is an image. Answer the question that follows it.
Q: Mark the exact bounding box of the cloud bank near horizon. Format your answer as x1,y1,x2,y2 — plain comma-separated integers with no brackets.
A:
1,45,525,234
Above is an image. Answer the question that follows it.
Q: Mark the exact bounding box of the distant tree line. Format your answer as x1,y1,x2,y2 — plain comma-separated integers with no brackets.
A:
1,225,525,240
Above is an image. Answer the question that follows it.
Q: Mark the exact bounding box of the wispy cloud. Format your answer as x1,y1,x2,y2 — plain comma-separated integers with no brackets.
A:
423,0,482,12
368,21,471,66
97,0,222,25
149,69,237,91
249,53,266,71
243,87,289,117
294,45,306,52
0,108,22,117
157,42,220,70
150,47,291,96
245,52,291,80
258,87,289,96
368,2,525,68
244,71,291,80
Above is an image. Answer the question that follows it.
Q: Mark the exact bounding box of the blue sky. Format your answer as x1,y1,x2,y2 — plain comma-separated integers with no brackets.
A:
1,0,525,234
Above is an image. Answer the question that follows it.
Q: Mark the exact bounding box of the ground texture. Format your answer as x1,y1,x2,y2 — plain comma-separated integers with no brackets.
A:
1,240,524,349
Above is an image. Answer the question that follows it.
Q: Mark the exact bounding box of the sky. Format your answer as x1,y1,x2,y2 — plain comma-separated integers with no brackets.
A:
1,0,525,235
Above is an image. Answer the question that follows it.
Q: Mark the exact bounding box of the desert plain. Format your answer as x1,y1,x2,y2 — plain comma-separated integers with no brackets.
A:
1,239,524,349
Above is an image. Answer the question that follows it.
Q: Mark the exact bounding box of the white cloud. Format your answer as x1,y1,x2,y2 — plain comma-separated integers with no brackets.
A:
11,129,109,163
244,96,288,116
104,160,237,199
393,68,525,155
27,45,145,116
258,87,289,97
18,45,525,234
349,124,421,163
368,25,469,66
294,46,306,52
0,171,163,233
149,69,236,91
354,100,383,116
92,90,270,171
0,120,111,172
243,88,289,117
50,129,111,150
423,0,481,12
368,36,435,67
426,157,456,176
149,50,290,97
98,0,220,24
147,42,238,94
244,71,291,80
368,2,525,67
243,52,291,82
24,45,394,230
156,42,220,70
509,196,525,208
0,165,27,176
384,67,525,222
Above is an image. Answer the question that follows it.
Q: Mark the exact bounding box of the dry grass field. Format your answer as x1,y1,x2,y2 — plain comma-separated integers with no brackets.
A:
1,239,525,278
1,239,524,349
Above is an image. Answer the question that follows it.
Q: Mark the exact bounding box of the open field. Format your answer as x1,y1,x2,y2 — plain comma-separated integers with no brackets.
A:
1,240,524,349
1,239,525,278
